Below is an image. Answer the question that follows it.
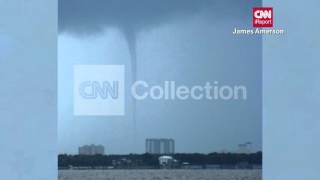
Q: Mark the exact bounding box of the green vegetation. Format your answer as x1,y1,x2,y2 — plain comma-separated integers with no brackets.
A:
59,152,262,169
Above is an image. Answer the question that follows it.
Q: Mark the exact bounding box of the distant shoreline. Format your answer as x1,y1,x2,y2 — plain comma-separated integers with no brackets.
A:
59,152,262,170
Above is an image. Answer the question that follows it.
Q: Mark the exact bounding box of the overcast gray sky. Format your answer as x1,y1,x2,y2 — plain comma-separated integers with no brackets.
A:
58,0,262,154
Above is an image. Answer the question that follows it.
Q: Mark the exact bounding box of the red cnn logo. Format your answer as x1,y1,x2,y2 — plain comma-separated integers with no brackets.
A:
253,7,273,27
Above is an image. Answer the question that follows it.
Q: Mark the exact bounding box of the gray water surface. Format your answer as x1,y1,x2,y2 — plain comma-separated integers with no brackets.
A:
59,169,262,180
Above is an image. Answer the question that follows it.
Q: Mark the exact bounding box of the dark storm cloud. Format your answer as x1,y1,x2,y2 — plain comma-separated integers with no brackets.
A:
58,0,251,78
58,0,251,35
61,0,201,32
58,0,252,90
58,0,214,79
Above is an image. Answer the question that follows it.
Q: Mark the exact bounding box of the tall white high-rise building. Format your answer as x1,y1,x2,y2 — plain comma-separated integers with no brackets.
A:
146,138,175,154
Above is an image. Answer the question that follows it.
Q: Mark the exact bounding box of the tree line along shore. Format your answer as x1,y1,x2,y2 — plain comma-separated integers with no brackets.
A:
59,152,262,169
